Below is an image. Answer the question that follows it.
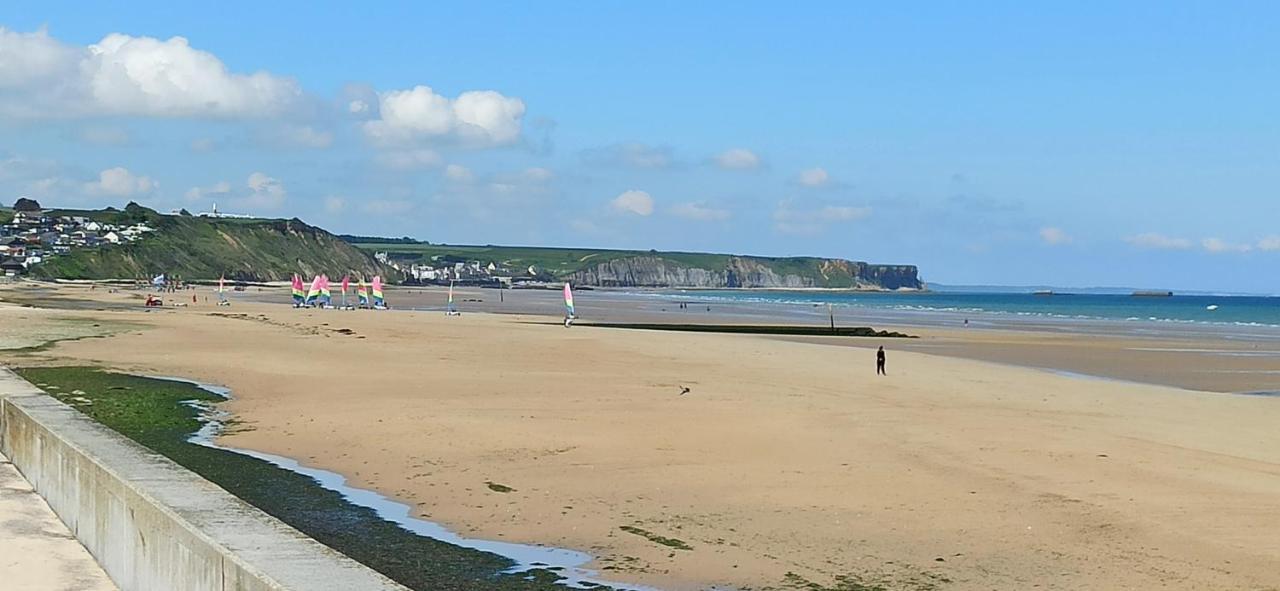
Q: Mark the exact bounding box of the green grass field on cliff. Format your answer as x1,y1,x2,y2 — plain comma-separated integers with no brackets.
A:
350,241,901,288
29,204,391,282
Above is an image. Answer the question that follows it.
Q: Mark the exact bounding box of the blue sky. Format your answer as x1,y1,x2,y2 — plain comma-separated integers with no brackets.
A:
2,2,1278,291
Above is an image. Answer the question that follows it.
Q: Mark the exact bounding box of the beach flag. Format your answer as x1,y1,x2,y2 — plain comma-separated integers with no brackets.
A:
447,281,456,314
341,275,350,308
371,276,385,308
305,275,322,306
356,279,369,307
319,274,332,307
217,275,227,303
564,282,575,317
291,274,306,306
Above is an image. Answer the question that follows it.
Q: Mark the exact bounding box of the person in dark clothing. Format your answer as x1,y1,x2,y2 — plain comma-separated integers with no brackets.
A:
876,346,887,375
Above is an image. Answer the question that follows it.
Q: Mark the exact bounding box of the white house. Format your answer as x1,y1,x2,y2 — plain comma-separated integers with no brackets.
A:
103,231,122,244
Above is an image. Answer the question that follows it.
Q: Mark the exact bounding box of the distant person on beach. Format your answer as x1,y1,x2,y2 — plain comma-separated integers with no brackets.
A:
876,346,887,375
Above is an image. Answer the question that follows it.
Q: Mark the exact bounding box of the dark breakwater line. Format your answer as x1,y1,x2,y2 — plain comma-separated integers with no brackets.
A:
579,323,915,338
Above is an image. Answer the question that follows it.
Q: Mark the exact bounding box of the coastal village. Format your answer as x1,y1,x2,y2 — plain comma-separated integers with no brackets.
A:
0,198,156,278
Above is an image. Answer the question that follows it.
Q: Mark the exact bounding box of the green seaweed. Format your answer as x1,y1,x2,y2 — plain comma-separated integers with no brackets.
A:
486,482,517,493
15,367,611,591
618,525,692,551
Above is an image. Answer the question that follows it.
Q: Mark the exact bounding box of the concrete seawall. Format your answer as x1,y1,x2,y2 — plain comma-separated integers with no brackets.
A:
0,368,410,591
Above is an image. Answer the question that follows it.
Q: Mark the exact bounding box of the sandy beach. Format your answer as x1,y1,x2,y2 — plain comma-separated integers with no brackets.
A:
3,282,1280,590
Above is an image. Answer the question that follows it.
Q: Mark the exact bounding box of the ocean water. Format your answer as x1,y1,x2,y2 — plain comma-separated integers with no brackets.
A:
663,290,1280,329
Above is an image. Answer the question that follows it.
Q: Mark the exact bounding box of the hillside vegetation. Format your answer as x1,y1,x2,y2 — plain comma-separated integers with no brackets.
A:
355,242,921,289
31,204,392,281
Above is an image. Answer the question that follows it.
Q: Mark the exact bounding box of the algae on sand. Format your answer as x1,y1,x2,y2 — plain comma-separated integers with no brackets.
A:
15,367,615,591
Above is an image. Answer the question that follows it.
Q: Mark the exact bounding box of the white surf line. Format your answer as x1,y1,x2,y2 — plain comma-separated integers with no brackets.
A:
151,376,659,591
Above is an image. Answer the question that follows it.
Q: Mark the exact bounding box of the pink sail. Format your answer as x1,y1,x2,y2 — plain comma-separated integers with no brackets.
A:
371,276,385,307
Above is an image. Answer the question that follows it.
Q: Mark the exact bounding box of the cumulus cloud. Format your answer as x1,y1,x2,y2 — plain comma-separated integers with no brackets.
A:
611,190,654,216
265,125,333,149
1202,238,1252,254
1257,236,1280,252
78,126,131,146
796,167,832,188
1125,233,1193,250
582,142,675,170
184,180,231,202
362,85,525,147
0,27,300,119
189,138,217,153
520,167,554,182
362,199,415,215
377,149,441,171
232,172,287,210
714,148,761,170
1039,227,1071,245
323,196,346,213
773,200,870,235
86,167,155,196
444,163,475,183
670,201,730,221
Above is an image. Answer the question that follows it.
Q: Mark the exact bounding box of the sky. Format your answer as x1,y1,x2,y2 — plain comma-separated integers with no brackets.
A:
2,2,1278,292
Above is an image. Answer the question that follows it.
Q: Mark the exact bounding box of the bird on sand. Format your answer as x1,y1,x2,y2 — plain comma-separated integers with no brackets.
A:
679,386,691,395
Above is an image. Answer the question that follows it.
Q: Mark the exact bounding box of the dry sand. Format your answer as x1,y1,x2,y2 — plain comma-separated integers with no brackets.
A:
4,282,1280,590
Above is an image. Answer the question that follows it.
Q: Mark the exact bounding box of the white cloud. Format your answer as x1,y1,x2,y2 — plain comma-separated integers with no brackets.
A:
711,147,757,171
86,167,155,196
377,149,442,171
1202,238,1252,254
78,126,131,146
0,27,300,119
348,99,368,114
1257,236,1280,252
670,202,730,221
362,199,414,215
582,142,675,169
773,200,870,235
611,190,654,216
184,180,231,202
323,196,346,213
1039,227,1071,245
714,148,761,170
235,172,286,210
268,125,333,149
521,167,554,182
796,167,831,188
444,163,475,183
1125,233,1193,250
189,138,216,153
362,85,525,147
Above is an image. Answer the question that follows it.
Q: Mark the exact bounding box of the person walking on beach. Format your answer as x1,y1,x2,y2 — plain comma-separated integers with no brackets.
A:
876,346,887,376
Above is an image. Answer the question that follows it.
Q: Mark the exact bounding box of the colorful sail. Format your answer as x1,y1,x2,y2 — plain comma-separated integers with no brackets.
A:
356,279,369,307
563,282,575,317
217,275,227,302
371,276,385,308
447,281,456,313
340,275,350,308
319,274,332,306
291,274,306,305
305,275,322,306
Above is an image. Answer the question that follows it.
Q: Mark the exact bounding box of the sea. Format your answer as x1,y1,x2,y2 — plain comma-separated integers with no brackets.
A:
646,289,1280,336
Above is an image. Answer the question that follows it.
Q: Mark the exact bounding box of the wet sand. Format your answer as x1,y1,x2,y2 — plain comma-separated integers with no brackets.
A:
4,282,1280,590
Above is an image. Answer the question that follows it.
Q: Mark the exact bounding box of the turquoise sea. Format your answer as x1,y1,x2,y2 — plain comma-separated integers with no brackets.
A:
662,290,1280,329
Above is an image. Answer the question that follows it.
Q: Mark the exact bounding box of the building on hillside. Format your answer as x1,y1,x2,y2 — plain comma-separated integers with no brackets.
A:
1,258,24,277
